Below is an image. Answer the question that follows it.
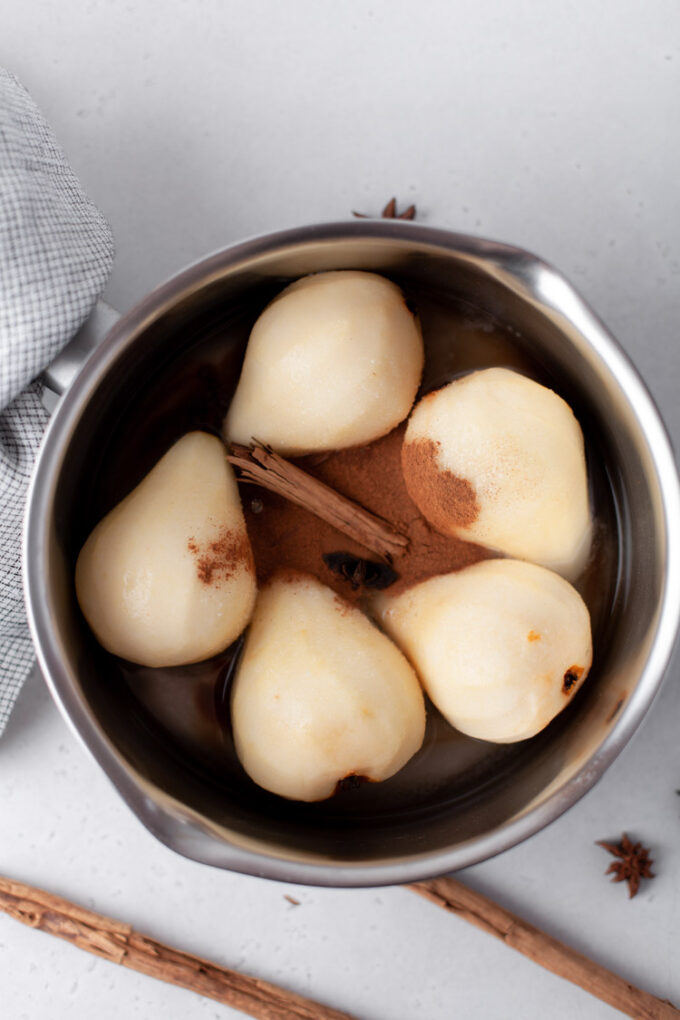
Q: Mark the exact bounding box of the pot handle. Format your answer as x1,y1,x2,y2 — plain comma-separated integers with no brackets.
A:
41,299,120,412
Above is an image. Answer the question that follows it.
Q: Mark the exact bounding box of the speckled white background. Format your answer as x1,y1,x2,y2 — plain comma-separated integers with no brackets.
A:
2,2,680,1017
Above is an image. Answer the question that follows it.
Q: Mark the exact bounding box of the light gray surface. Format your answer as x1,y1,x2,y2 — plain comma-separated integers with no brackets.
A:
2,2,680,1017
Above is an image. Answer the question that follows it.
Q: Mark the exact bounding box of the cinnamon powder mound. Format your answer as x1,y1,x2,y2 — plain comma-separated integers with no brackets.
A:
242,425,491,603
188,528,254,586
402,438,479,533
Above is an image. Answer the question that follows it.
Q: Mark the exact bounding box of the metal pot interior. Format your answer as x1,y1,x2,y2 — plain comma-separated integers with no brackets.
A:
29,225,675,884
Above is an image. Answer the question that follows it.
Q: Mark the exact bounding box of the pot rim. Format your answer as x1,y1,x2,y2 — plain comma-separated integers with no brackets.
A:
23,220,680,886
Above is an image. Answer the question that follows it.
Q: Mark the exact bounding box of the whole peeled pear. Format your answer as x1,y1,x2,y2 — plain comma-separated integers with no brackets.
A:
231,572,426,801
375,558,592,743
224,270,424,456
402,368,592,579
75,431,257,667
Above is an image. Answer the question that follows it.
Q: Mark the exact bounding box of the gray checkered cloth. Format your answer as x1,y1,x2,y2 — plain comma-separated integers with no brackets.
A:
0,68,114,734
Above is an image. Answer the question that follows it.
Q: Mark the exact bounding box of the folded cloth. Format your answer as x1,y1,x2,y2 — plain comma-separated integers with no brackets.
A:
0,68,114,734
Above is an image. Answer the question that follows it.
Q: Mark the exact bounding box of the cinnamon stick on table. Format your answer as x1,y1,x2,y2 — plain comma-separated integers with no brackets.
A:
227,442,409,563
0,876,355,1020
3,871,678,1020
409,877,679,1020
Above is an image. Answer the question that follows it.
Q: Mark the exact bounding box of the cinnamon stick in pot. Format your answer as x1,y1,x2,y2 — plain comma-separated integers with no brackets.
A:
227,442,409,563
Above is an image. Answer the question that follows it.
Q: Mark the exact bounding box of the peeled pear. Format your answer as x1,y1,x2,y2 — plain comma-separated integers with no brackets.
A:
402,368,592,579
224,270,424,455
75,431,257,667
375,558,592,743
231,573,426,801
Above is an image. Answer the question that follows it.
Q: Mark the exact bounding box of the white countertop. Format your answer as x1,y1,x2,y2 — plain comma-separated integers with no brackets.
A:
2,2,680,1017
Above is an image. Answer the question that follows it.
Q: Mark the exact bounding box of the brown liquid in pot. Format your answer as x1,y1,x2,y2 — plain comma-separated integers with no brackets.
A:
90,282,621,818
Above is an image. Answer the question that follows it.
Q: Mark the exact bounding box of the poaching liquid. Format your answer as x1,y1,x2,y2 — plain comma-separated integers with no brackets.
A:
93,280,620,825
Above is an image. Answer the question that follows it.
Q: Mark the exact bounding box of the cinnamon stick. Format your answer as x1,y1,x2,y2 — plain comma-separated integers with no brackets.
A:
0,876,355,1020
3,870,676,1019
409,877,679,1020
227,443,409,562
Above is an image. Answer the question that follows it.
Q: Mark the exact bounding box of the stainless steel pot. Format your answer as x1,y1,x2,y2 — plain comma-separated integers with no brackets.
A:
24,221,680,886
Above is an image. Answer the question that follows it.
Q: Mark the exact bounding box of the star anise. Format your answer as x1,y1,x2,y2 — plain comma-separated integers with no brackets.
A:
323,551,399,591
353,197,416,220
596,834,654,898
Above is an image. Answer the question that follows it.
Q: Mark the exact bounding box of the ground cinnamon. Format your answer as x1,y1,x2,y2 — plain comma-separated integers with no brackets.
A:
188,529,254,586
402,437,479,532
242,425,490,603
228,443,407,561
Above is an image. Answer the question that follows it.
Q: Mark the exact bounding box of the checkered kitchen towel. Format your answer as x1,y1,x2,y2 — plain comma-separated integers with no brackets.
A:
0,68,114,734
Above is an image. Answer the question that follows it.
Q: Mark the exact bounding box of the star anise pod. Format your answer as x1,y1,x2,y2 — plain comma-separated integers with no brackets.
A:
322,551,399,591
596,834,654,898
353,197,416,220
